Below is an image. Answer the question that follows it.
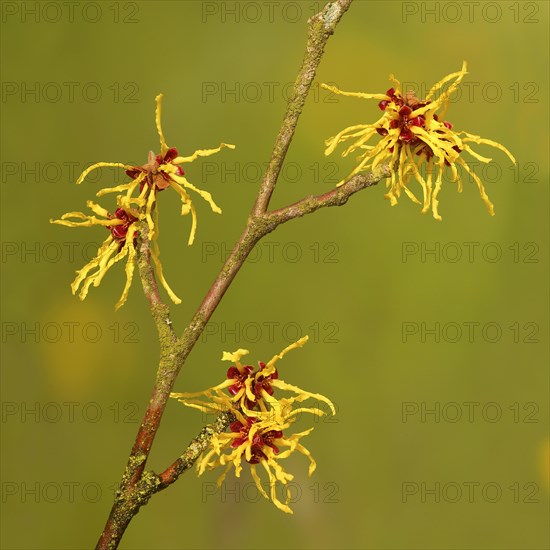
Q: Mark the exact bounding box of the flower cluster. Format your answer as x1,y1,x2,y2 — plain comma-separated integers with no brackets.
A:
51,94,234,308
171,336,335,513
322,62,516,220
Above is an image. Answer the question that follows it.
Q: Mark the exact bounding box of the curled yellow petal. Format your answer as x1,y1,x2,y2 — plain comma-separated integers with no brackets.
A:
76,162,132,185
115,228,138,310
155,93,168,156
221,349,250,364
264,335,309,374
320,83,388,101
173,143,235,164
170,173,222,214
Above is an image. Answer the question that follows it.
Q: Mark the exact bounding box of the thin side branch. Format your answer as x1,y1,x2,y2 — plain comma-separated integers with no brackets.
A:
156,411,235,490
252,0,354,216
266,166,391,227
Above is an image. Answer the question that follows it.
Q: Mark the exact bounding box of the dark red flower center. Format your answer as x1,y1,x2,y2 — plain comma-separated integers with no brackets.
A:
226,361,278,409
230,417,283,464
377,89,455,152
226,365,254,396
107,208,139,250
125,148,185,193
156,147,179,165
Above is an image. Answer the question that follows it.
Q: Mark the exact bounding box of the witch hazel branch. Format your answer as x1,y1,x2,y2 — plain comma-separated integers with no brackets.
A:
49,1,515,548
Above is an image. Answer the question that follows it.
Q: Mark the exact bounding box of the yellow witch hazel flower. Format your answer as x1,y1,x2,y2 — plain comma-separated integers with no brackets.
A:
51,94,234,308
171,336,335,514
322,61,516,220
75,94,235,244
50,197,179,309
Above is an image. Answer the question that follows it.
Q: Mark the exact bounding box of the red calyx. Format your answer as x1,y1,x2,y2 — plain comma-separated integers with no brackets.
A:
386,102,426,142
156,147,179,165
125,167,142,180
408,116,424,127
126,147,185,194
399,127,414,142
225,361,279,408
229,417,283,463
107,208,139,248
399,105,412,117
251,362,278,401
226,365,254,396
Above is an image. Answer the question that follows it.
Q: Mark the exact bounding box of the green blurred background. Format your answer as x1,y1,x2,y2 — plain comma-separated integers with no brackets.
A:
1,1,548,548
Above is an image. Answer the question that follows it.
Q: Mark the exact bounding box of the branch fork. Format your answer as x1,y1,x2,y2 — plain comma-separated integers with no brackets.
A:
96,2,388,548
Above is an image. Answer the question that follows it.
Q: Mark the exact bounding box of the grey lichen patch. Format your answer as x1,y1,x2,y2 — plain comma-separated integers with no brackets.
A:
116,454,148,496
248,215,280,239
123,453,146,478
113,470,161,532
133,470,161,505
186,310,207,335
180,410,236,467
374,163,392,180
323,2,343,29
157,329,181,357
